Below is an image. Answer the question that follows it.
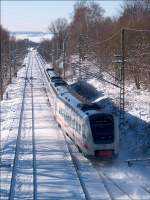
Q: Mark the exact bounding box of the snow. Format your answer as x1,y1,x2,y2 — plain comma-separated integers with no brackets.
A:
66,55,150,199
1,50,150,199
0,51,85,199
11,32,52,43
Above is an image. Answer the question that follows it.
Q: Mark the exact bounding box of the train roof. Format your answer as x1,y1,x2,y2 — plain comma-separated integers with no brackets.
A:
46,69,58,78
54,84,102,117
77,103,100,111
45,69,112,117
51,77,63,82
46,68,54,71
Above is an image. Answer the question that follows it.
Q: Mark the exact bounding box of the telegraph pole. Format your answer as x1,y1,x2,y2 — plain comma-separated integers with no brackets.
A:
119,29,125,132
13,42,17,77
63,37,67,79
9,40,12,84
0,57,2,100
78,34,82,80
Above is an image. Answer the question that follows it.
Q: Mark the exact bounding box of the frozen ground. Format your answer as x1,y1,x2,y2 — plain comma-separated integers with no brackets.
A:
0,50,150,200
67,56,150,199
0,51,85,199
68,55,150,156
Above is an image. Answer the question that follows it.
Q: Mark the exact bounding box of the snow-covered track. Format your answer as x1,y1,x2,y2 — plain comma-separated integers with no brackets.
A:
8,53,37,200
31,62,37,200
93,161,150,200
63,134,91,200
8,54,31,199
35,55,92,200
98,170,133,200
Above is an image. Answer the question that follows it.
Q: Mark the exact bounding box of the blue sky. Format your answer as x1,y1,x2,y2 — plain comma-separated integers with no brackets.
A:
1,1,123,32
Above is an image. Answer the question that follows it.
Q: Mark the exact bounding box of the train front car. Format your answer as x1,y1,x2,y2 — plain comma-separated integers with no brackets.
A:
88,112,119,157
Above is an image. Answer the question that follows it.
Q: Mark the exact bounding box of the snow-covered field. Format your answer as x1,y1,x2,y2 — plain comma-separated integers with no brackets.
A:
67,55,150,156
11,31,51,43
67,56,150,199
0,51,86,199
0,50,150,200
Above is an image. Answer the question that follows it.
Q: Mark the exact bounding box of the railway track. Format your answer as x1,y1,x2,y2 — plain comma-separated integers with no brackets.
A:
93,161,150,200
63,133,91,200
31,58,37,200
36,53,118,200
32,52,150,200
35,54,91,200
96,169,133,200
8,53,37,200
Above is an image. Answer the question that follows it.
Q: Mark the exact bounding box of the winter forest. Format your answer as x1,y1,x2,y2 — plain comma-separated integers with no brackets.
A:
1,1,150,199
1,1,150,100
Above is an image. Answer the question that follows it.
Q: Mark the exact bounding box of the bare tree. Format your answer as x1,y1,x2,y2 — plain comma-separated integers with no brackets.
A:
48,18,68,58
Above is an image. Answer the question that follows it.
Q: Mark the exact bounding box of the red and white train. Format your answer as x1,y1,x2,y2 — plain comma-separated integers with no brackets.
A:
44,68,119,157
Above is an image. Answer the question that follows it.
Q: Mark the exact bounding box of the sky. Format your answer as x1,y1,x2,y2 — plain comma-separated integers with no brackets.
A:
1,1,123,32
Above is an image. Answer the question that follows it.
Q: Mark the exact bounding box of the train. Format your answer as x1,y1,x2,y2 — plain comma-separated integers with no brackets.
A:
43,67,119,157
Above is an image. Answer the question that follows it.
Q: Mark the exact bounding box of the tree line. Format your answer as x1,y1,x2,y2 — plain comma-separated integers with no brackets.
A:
38,0,150,89
0,25,36,99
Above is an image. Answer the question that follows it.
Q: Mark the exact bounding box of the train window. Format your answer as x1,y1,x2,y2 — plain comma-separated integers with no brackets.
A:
73,119,75,129
65,113,67,120
67,113,69,121
79,124,81,133
66,113,68,121
71,119,74,128
90,114,114,144
76,121,78,132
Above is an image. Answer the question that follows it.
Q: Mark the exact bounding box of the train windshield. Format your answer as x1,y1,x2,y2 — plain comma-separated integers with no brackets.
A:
89,114,114,144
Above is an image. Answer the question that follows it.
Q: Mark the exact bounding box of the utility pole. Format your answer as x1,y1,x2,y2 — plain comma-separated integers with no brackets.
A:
14,42,17,77
13,42,17,77
51,42,54,67
9,40,12,84
63,37,67,79
119,29,125,133
0,57,3,100
78,34,82,80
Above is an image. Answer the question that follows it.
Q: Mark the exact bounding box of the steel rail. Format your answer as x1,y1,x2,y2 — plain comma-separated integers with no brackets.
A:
9,53,31,200
91,162,114,200
30,56,37,200
61,131,91,200
119,164,150,196
93,163,134,200
35,54,91,200
102,171,133,200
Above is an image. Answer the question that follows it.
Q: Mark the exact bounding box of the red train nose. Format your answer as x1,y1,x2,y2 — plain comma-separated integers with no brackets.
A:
95,150,113,157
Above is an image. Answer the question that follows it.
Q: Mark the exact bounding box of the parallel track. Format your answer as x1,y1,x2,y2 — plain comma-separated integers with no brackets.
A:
62,133,91,200
31,59,37,200
9,54,31,199
99,170,133,200
93,161,150,200
35,54,91,200
9,53,37,200
35,53,150,200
